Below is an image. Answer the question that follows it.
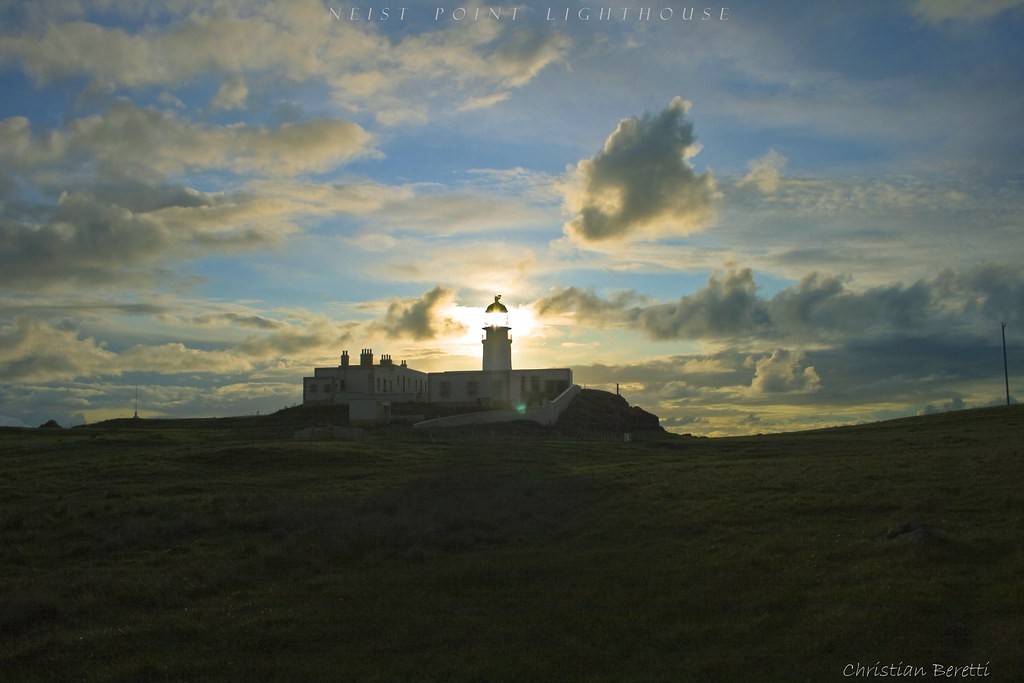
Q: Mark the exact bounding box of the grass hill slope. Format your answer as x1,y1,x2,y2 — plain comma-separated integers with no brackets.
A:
1,405,1021,681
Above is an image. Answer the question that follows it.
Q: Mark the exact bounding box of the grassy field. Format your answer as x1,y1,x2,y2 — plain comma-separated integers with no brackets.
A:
2,405,1023,681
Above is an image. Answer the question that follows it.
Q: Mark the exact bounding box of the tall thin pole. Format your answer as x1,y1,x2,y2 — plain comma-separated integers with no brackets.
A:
1002,322,1010,406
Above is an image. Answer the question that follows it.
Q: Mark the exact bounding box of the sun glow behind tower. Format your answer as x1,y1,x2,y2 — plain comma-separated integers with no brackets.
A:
482,295,512,371
441,298,540,361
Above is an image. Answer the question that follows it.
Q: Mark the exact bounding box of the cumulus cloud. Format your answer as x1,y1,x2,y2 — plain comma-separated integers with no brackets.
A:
532,261,1024,435
749,349,820,393
0,170,423,293
0,309,352,384
371,286,467,341
0,317,116,383
534,287,646,326
766,272,934,339
0,115,64,168
937,262,1024,325
637,267,764,339
0,186,298,288
563,97,718,243
534,267,765,340
737,149,787,195
535,261,1024,345
211,76,249,110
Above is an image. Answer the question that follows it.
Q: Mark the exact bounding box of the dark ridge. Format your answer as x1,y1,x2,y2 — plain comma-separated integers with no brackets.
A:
75,392,1017,439
76,388,664,435
556,389,663,433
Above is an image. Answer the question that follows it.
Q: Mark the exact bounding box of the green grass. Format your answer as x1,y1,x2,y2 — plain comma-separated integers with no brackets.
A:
2,406,1023,681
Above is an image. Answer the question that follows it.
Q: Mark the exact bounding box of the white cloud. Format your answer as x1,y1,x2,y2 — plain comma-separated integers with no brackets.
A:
563,97,719,243
748,349,821,394
0,9,295,88
0,115,64,168
210,75,248,110
63,101,376,177
0,317,117,383
369,286,467,341
459,92,512,111
0,309,354,384
737,149,787,195
0,1,570,124
534,287,647,327
0,185,301,288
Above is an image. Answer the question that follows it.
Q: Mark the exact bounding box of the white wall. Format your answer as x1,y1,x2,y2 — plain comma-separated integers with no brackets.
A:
412,384,581,430
427,368,572,404
303,363,428,405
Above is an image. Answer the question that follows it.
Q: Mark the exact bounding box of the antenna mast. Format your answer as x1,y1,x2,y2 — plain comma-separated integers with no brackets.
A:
1003,322,1010,406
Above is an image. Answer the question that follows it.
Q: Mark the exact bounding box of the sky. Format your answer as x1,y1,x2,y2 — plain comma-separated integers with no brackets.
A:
1,0,1022,435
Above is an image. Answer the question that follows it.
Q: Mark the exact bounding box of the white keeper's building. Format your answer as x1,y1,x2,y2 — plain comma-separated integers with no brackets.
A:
302,296,573,410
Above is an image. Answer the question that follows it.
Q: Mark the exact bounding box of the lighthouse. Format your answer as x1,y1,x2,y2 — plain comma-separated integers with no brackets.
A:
304,293,574,415
482,295,512,371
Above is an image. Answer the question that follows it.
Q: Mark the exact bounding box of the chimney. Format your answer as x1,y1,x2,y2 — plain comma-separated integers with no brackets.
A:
340,350,350,368
400,359,407,368
381,354,393,368
360,349,373,367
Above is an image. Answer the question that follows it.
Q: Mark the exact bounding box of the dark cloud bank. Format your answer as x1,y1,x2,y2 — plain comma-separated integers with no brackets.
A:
539,262,1022,414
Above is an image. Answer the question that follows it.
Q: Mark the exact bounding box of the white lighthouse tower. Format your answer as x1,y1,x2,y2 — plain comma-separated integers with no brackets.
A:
482,295,512,371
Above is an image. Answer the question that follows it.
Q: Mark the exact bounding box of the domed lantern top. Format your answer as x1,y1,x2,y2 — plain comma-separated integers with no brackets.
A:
485,295,508,314
484,295,509,328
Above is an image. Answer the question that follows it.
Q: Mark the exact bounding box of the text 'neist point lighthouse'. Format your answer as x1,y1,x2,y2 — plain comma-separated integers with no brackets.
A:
482,295,512,371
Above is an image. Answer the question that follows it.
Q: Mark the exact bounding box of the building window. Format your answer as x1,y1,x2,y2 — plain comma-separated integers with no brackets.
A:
309,384,318,393
439,381,452,398
546,379,568,398
466,380,478,398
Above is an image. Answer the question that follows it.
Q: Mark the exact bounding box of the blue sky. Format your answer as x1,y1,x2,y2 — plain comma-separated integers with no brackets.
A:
1,0,1022,434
